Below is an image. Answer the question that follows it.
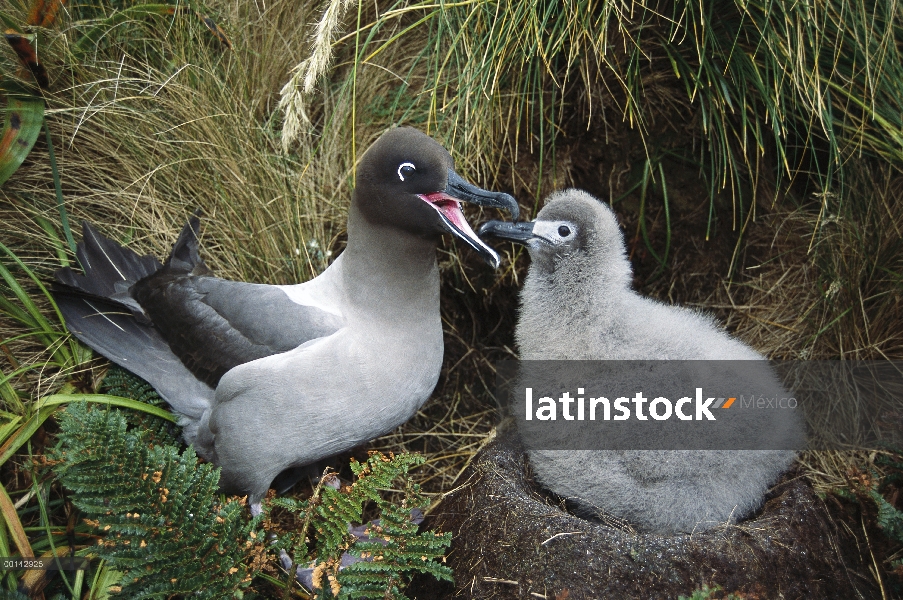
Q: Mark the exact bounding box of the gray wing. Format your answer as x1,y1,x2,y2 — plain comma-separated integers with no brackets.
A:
130,275,344,387
55,292,216,420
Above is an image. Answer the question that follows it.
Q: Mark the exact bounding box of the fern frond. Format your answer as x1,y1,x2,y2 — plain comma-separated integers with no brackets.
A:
50,403,263,599
870,489,903,545
99,366,179,446
274,451,452,599
100,366,166,407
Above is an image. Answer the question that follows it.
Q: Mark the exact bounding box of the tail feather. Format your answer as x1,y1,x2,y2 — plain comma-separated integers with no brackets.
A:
163,214,210,276
67,221,162,296
52,218,215,439
55,291,215,421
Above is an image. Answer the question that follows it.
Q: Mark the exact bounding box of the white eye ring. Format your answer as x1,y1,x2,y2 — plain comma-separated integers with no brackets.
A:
397,162,416,181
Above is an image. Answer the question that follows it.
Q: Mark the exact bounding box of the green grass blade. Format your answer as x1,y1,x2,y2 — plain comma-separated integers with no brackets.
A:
37,394,177,422
638,158,665,269
43,125,77,256
33,478,78,598
0,406,56,468
0,501,14,589
0,255,55,334
0,482,32,560
0,247,73,368
0,417,22,446
0,379,23,414
0,11,23,32
33,216,70,268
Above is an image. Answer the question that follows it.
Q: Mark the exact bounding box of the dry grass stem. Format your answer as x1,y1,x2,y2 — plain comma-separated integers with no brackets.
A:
279,0,358,151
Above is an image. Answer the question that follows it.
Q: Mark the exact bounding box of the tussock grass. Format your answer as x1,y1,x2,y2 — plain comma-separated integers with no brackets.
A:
6,0,350,284
283,0,903,224
706,163,903,362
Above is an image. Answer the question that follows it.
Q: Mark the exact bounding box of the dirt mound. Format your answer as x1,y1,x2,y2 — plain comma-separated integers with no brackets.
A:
411,427,878,599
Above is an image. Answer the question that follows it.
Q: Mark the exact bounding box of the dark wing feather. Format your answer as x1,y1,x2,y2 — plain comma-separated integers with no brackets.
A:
53,220,215,417
163,213,210,275
54,216,342,391
53,289,215,418
55,221,163,322
131,276,344,387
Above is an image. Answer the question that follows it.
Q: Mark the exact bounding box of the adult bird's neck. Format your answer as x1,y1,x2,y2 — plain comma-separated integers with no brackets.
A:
340,201,441,318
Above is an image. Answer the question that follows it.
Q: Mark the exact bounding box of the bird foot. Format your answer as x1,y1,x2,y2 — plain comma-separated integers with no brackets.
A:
285,509,425,591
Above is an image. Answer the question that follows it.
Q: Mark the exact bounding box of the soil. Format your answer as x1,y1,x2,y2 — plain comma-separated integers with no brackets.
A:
408,426,885,599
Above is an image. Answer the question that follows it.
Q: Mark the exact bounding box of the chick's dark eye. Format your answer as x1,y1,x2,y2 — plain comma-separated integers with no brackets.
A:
558,225,571,237
397,162,416,181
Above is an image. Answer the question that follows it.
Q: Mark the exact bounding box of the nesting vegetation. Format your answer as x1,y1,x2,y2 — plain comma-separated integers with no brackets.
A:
1,0,902,597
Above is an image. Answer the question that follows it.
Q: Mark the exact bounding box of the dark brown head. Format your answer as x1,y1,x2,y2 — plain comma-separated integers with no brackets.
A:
355,127,518,268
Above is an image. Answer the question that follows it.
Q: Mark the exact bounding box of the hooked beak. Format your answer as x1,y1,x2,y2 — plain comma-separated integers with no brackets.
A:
418,169,519,269
477,220,537,247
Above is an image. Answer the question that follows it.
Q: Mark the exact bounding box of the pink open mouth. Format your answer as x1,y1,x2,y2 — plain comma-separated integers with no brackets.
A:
418,192,500,267
418,192,486,242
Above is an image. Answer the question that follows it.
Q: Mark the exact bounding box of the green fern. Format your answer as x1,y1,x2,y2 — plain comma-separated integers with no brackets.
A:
270,452,453,599
868,449,903,547
840,448,903,565
871,489,903,545
679,585,744,600
876,451,903,490
100,366,169,408
49,403,263,599
99,366,180,446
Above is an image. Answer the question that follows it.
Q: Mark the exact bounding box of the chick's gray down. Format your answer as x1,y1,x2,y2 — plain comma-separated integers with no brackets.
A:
481,189,802,534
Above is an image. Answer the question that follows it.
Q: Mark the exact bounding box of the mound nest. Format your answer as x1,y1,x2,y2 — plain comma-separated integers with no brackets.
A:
409,426,879,599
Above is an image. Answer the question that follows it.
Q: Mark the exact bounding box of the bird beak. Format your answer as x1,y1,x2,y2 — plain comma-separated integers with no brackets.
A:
443,170,520,221
418,169,520,269
477,220,537,246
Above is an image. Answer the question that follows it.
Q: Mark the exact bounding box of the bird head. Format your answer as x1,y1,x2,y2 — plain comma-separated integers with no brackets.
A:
355,127,519,268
